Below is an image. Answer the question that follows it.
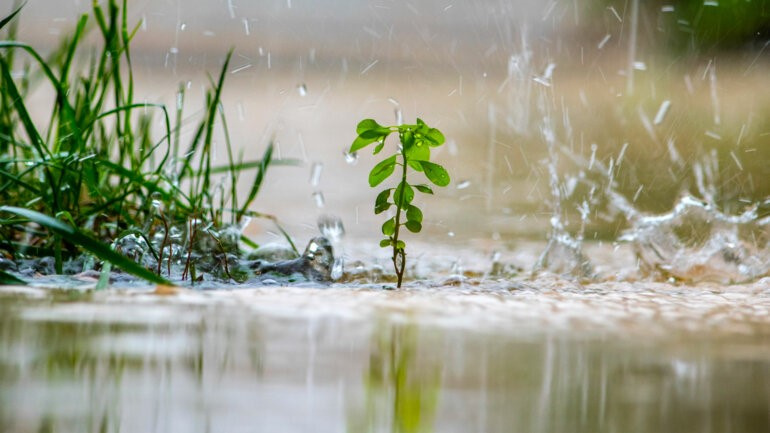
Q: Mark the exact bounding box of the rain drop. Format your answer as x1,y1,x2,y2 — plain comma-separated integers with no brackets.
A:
297,83,307,96
388,98,402,125
312,191,325,208
309,162,323,187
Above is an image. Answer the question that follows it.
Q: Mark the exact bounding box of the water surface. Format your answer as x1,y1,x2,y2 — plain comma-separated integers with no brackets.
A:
2,242,770,433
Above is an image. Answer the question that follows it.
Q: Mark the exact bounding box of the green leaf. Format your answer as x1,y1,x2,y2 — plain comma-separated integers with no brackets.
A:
405,220,422,233
407,159,423,172
406,205,423,223
375,202,391,214
375,189,392,214
382,217,396,236
0,206,170,285
351,134,379,153
373,140,385,155
425,128,445,146
419,161,450,187
359,129,387,139
0,269,26,285
414,184,434,194
0,2,25,32
96,261,111,290
394,181,414,206
395,240,406,250
357,118,384,134
368,155,397,187
405,140,430,162
379,239,391,248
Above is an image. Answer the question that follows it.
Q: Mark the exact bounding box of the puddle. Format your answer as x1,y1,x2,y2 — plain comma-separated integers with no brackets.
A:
3,242,770,433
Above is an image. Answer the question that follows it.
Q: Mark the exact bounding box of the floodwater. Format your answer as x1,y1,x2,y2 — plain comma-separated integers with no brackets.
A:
3,242,770,433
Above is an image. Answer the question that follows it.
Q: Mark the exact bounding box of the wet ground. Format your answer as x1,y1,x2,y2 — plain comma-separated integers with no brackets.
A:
2,241,770,433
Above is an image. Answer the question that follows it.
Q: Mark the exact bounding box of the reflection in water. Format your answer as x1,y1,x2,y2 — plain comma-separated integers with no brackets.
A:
1,291,770,432
347,322,440,433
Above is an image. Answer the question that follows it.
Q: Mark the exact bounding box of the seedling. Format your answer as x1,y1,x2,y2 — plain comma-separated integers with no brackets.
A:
350,118,450,288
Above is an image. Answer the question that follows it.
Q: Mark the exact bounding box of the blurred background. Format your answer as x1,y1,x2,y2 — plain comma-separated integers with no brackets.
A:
6,0,770,243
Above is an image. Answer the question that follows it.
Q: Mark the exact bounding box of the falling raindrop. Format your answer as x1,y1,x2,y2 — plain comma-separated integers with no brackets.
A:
456,180,471,190
597,34,611,50
654,100,672,125
312,191,325,208
309,162,323,187
297,83,307,96
388,98,403,126
588,143,598,170
447,139,458,156
231,64,252,74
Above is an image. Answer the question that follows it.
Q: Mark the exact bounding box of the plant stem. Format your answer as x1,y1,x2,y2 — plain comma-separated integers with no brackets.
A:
392,152,408,288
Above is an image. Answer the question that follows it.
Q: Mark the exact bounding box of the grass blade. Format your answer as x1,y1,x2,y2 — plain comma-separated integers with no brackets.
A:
0,269,26,285
0,206,171,285
0,1,25,31
206,157,299,174
237,143,273,222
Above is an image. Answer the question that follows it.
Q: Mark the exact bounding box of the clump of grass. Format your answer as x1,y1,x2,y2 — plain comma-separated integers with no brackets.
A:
0,1,291,283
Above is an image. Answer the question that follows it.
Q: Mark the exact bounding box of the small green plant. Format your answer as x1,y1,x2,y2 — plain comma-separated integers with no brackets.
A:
350,118,450,288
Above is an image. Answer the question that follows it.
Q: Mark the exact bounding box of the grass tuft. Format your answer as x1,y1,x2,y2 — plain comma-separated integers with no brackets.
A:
0,1,295,284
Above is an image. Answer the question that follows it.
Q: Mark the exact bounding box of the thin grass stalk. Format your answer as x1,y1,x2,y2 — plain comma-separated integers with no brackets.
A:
218,103,238,225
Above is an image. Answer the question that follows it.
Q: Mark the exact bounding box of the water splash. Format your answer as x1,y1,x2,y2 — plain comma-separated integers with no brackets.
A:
612,192,770,284
318,215,346,280
577,147,770,284
344,151,359,165
318,214,345,243
533,89,594,279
